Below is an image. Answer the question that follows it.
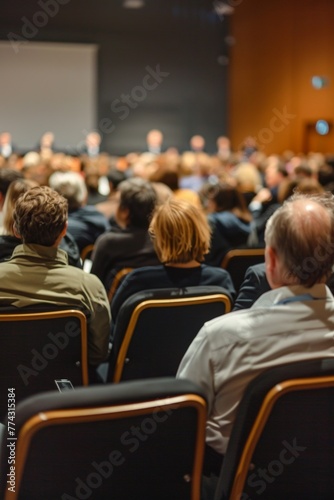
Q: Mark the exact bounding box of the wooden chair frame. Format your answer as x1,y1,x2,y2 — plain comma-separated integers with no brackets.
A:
113,293,231,382
80,244,95,263
6,387,207,500
227,375,334,500
220,247,265,269
0,309,89,387
108,267,134,302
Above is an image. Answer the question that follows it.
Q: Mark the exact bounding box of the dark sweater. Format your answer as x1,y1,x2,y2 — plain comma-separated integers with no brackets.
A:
111,264,236,323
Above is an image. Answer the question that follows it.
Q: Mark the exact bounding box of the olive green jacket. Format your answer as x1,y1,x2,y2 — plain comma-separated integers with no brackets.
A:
0,244,111,366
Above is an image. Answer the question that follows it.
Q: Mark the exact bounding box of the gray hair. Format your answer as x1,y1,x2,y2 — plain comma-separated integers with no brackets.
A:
49,171,87,210
264,192,334,286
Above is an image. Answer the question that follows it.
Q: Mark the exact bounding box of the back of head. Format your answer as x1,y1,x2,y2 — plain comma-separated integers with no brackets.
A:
3,179,38,235
13,186,68,246
149,198,210,263
0,168,23,198
49,171,87,210
107,169,127,190
265,193,334,286
234,162,262,193
118,177,157,229
200,181,247,213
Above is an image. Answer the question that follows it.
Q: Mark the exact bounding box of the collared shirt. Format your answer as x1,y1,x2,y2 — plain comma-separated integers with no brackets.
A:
0,244,111,365
177,284,334,454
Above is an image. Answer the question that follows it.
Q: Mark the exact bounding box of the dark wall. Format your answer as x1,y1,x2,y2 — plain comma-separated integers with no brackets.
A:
0,0,229,155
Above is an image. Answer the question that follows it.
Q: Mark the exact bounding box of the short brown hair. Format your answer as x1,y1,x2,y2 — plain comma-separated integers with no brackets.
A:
149,198,211,263
13,186,68,246
118,178,157,229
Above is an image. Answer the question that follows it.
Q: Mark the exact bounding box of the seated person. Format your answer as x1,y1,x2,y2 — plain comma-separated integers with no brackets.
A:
177,193,334,489
111,198,236,324
201,182,253,266
232,262,270,310
95,169,127,222
0,178,81,268
0,186,111,381
49,171,109,253
91,177,160,290
234,261,334,311
0,167,23,230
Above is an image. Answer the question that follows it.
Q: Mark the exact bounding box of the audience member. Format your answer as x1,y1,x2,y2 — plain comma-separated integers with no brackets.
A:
0,178,81,267
262,155,288,202
179,152,214,192
21,151,51,186
49,171,109,253
0,168,23,230
177,193,334,488
91,177,160,290
84,164,109,205
0,186,111,379
111,198,236,323
233,161,263,205
201,182,253,265
149,158,202,208
251,176,325,244
95,169,127,222
232,262,270,310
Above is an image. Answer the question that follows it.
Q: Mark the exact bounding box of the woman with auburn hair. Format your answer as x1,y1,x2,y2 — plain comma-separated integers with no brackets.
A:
110,198,235,323
0,178,81,267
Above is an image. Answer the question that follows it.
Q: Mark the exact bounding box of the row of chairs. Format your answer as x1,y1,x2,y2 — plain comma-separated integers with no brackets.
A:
1,358,334,498
0,286,233,420
9,247,331,499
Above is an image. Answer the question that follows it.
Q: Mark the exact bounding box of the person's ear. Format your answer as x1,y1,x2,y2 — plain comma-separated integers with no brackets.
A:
53,221,68,247
13,223,21,240
116,206,130,228
265,246,279,289
61,220,68,237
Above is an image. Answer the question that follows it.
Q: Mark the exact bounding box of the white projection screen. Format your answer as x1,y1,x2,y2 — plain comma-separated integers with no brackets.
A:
0,41,98,152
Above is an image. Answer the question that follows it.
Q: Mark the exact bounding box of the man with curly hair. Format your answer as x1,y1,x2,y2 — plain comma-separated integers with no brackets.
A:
0,185,111,380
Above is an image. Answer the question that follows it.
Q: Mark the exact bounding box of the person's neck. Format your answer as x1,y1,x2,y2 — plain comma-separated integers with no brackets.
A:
164,260,201,268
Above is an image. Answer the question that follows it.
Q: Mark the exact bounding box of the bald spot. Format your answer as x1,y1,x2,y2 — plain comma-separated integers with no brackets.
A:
290,198,331,237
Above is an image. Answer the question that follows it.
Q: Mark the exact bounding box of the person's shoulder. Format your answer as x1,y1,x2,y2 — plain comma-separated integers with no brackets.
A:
200,264,231,278
81,269,107,290
122,265,165,282
95,226,126,243
201,307,253,346
201,264,227,273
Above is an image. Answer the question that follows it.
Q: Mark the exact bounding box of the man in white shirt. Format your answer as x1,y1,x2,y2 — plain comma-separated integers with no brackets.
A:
177,193,334,479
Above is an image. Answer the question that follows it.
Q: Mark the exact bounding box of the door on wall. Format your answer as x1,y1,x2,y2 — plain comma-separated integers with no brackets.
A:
303,121,334,154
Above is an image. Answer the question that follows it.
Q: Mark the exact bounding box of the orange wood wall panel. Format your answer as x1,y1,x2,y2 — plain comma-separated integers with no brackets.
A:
229,0,334,154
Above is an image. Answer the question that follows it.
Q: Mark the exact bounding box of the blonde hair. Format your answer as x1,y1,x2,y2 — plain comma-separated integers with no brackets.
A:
149,198,211,263
3,179,38,235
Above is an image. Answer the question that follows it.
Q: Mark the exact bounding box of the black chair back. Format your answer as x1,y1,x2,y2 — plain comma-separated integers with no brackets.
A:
107,286,232,382
1,378,207,500
214,358,334,500
0,308,88,422
220,247,265,292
